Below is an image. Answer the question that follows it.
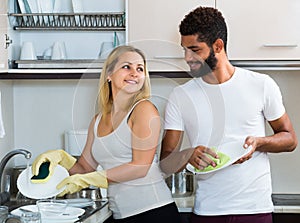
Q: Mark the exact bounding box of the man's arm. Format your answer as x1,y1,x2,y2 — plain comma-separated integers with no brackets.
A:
160,129,218,174
237,113,297,163
252,113,297,152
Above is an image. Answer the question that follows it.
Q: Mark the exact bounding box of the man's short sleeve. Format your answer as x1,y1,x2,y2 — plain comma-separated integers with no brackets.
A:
164,88,185,131
263,76,285,121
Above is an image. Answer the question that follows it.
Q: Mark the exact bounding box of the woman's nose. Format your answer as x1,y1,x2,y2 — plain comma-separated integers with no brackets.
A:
130,68,139,77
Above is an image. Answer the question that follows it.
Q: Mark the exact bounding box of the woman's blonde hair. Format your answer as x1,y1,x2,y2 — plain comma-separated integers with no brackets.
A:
98,45,151,118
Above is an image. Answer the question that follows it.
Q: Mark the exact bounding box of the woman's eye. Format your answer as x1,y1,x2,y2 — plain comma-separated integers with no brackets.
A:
137,67,144,72
122,65,130,69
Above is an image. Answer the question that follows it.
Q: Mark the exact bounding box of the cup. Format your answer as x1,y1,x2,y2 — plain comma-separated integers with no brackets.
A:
0,206,22,223
0,206,8,222
51,41,67,60
98,42,114,59
20,42,37,60
21,212,41,223
36,199,68,217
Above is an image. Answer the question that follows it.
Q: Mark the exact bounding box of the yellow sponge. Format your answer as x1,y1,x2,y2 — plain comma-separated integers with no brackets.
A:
195,150,230,172
31,162,51,183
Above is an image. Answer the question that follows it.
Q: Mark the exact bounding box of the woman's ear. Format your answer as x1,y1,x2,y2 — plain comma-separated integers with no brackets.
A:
213,39,224,53
107,75,112,82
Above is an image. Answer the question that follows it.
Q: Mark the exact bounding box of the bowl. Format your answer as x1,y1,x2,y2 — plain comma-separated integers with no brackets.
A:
36,199,68,217
165,170,194,198
65,188,102,200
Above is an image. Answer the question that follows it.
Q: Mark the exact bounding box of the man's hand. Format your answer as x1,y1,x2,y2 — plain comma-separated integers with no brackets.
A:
188,146,219,170
234,136,256,164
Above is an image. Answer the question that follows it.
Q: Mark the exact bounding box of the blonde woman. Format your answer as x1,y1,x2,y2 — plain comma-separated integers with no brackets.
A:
32,45,180,223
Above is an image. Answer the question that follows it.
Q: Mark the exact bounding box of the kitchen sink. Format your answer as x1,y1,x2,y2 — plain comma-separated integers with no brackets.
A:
3,198,108,222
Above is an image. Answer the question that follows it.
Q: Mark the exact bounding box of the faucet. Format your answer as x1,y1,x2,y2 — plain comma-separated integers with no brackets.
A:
0,149,31,193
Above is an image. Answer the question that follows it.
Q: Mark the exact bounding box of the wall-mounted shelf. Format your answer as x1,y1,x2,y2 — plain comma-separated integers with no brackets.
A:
0,70,191,80
9,13,126,31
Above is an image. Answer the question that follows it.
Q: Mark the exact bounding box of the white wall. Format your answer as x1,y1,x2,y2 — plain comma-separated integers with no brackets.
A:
11,77,187,165
0,80,14,160
5,70,300,193
12,79,98,164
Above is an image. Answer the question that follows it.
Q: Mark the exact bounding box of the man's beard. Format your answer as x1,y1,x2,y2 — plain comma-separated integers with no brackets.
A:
188,49,218,78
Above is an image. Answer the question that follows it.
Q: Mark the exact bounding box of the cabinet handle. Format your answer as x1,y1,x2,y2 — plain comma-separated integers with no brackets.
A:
263,44,298,48
153,56,184,59
5,34,13,49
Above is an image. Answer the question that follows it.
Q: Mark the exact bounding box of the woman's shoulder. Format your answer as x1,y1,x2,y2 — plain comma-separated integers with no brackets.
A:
134,99,157,112
131,100,159,120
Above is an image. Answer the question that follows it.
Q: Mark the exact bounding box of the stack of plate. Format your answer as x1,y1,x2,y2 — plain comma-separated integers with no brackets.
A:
65,198,95,208
11,205,85,223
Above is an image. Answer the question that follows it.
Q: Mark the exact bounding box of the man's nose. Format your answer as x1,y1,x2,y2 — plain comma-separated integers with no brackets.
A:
184,50,194,62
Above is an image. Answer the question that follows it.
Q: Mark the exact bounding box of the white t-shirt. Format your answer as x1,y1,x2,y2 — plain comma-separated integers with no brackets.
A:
164,67,285,215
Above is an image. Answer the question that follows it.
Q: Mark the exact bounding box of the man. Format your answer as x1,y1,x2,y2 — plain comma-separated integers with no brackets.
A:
160,6,297,223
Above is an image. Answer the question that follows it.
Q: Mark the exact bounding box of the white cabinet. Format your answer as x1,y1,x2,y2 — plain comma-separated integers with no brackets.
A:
0,14,9,70
127,0,215,71
217,0,300,60
1,0,125,70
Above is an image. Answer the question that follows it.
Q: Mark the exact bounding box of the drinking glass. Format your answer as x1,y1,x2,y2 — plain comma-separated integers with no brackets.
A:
20,42,37,60
21,212,41,223
0,206,22,223
0,206,8,223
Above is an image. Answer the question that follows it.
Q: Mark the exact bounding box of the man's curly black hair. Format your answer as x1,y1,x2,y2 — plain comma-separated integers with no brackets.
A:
179,7,228,52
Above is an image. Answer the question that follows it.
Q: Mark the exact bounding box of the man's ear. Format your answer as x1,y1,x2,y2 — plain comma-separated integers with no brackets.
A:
213,39,224,53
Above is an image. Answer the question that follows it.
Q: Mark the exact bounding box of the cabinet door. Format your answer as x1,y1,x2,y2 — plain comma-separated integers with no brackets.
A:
217,0,300,60
0,14,8,70
127,0,215,71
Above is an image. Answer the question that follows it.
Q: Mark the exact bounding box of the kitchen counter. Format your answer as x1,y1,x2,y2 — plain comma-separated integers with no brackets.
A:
78,201,112,223
6,195,300,222
174,195,300,214
67,195,300,222
5,199,112,223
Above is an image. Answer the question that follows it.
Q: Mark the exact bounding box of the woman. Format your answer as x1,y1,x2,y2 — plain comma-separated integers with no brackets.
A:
32,45,180,223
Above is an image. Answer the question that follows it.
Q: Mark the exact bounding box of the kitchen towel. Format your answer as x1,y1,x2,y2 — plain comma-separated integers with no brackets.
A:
0,91,5,138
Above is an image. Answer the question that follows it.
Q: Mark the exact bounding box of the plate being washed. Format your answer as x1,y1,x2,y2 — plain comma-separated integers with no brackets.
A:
186,141,252,175
17,165,69,199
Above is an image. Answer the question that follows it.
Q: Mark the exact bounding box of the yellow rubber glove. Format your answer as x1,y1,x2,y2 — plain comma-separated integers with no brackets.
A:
32,149,77,176
56,171,108,197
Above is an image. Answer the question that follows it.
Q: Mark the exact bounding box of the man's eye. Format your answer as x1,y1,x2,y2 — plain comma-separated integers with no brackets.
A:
192,49,200,53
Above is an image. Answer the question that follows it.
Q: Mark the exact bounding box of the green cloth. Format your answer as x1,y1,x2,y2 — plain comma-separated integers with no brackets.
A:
195,150,230,172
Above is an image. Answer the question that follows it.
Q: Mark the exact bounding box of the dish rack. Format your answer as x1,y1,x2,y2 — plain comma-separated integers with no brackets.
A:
9,13,126,31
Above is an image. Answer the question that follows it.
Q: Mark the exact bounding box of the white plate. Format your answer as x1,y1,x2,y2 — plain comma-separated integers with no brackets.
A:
27,0,39,13
17,165,69,199
72,0,84,13
186,141,252,175
65,198,95,208
11,205,84,221
18,0,29,13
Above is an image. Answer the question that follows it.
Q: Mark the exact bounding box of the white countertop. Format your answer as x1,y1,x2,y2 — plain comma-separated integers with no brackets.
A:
174,195,300,214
